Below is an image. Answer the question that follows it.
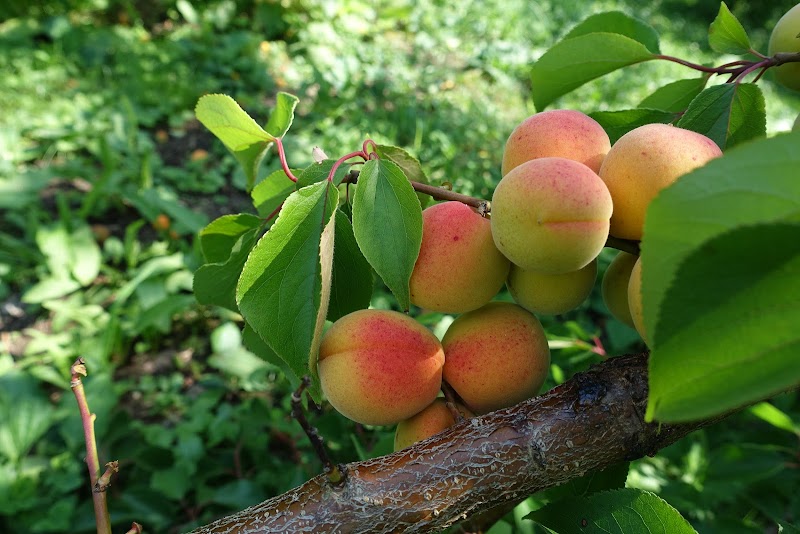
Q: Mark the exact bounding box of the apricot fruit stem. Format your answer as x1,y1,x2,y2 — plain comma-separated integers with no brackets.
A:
291,376,346,487
441,380,468,423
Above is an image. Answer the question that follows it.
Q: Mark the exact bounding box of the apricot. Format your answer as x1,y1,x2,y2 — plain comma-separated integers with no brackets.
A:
601,252,638,328
393,398,473,451
317,309,445,426
599,124,722,240
507,259,597,315
442,302,550,414
491,157,613,274
502,110,611,175
627,257,647,343
410,202,510,313
769,4,800,91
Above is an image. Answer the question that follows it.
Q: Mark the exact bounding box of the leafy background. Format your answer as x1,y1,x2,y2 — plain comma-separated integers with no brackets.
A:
1,0,799,532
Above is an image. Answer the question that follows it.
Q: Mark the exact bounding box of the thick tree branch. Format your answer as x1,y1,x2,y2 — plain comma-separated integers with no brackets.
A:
190,353,726,533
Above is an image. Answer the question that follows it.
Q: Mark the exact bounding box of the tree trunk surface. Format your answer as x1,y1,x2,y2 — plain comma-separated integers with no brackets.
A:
190,352,720,533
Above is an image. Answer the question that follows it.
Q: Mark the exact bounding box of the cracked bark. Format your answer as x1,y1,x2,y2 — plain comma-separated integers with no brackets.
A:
190,352,725,533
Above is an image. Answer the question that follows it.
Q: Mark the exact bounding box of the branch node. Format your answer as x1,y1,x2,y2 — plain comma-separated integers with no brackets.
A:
94,461,120,493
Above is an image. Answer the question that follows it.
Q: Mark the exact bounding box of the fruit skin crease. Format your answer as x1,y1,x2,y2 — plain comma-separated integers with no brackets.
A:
317,309,445,426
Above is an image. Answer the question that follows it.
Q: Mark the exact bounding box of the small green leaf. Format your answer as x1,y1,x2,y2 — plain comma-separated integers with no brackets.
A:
528,488,697,534
251,169,296,220
531,33,655,110
641,131,800,422
199,214,262,264
748,402,800,435
589,109,678,144
375,144,432,208
195,94,274,191
265,92,299,138
69,225,101,286
242,323,300,388
638,76,709,113
296,159,351,187
328,211,373,321
194,228,259,312
351,159,422,311
236,181,339,397
563,11,660,53
676,83,766,149
708,2,751,55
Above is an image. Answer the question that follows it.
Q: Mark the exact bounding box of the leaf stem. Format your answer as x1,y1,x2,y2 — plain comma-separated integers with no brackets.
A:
327,150,369,182
70,358,113,534
274,137,298,183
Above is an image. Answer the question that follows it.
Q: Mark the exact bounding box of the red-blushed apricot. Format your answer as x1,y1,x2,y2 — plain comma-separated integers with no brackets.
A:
442,302,550,414
769,4,800,91
491,157,613,274
410,202,510,313
502,110,611,175
393,398,473,451
318,309,445,426
599,124,722,241
627,257,647,344
507,259,597,315
601,251,638,328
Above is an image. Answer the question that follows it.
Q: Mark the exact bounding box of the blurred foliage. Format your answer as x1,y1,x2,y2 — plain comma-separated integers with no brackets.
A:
0,0,798,532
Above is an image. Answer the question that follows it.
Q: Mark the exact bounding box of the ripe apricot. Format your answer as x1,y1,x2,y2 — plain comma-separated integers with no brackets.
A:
502,110,611,175
318,309,445,426
601,252,638,328
410,202,510,313
442,302,550,414
507,259,597,315
393,398,473,451
491,157,613,274
769,4,800,91
599,124,721,240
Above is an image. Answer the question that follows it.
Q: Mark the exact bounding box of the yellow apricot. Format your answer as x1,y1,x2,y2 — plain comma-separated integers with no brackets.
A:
502,109,611,175
491,157,613,274
318,309,445,426
769,4,800,91
599,123,722,241
393,398,473,451
601,252,638,328
442,302,550,415
627,257,647,343
507,259,597,315
410,202,510,313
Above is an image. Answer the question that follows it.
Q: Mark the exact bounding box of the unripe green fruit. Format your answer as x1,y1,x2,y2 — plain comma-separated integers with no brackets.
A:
502,109,611,175
599,124,722,241
442,302,550,415
627,257,647,344
410,201,510,313
491,157,613,274
318,309,445,426
394,399,473,451
507,259,597,315
601,252,638,328
769,3,800,91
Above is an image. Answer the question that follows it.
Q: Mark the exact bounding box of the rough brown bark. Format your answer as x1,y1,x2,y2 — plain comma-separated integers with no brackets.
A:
190,352,721,533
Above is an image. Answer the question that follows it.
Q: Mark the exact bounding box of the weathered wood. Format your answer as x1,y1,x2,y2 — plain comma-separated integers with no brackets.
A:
190,353,717,533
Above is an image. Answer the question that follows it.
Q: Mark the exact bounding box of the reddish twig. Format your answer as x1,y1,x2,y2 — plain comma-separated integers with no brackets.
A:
274,137,298,183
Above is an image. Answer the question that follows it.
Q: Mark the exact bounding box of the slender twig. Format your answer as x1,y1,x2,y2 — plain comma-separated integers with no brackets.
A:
291,377,345,486
124,523,143,534
70,358,112,534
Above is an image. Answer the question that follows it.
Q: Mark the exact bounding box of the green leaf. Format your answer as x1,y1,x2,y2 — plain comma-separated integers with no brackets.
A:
748,402,800,435
0,372,58,462
22,277,81,304
69,225,101,286
528,488,696,534
638,76,709,113
351,159,422,311
641,131,800,422
563,11,660,53
589,109,678,144
676,83,766,150
251,169,296,220
296,159,351,188
236,181,339,397
195,94,274,191
194,228,259,312
646,223,800,422
542,462,630,505
328,211,373,322
264,92,299,138
375,144,432,208
530,33,655,110
199,214,262,264
242,323,300,388
708,2,751,55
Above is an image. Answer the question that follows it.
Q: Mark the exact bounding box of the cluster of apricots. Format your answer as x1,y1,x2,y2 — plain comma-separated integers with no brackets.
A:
316,108,721,450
